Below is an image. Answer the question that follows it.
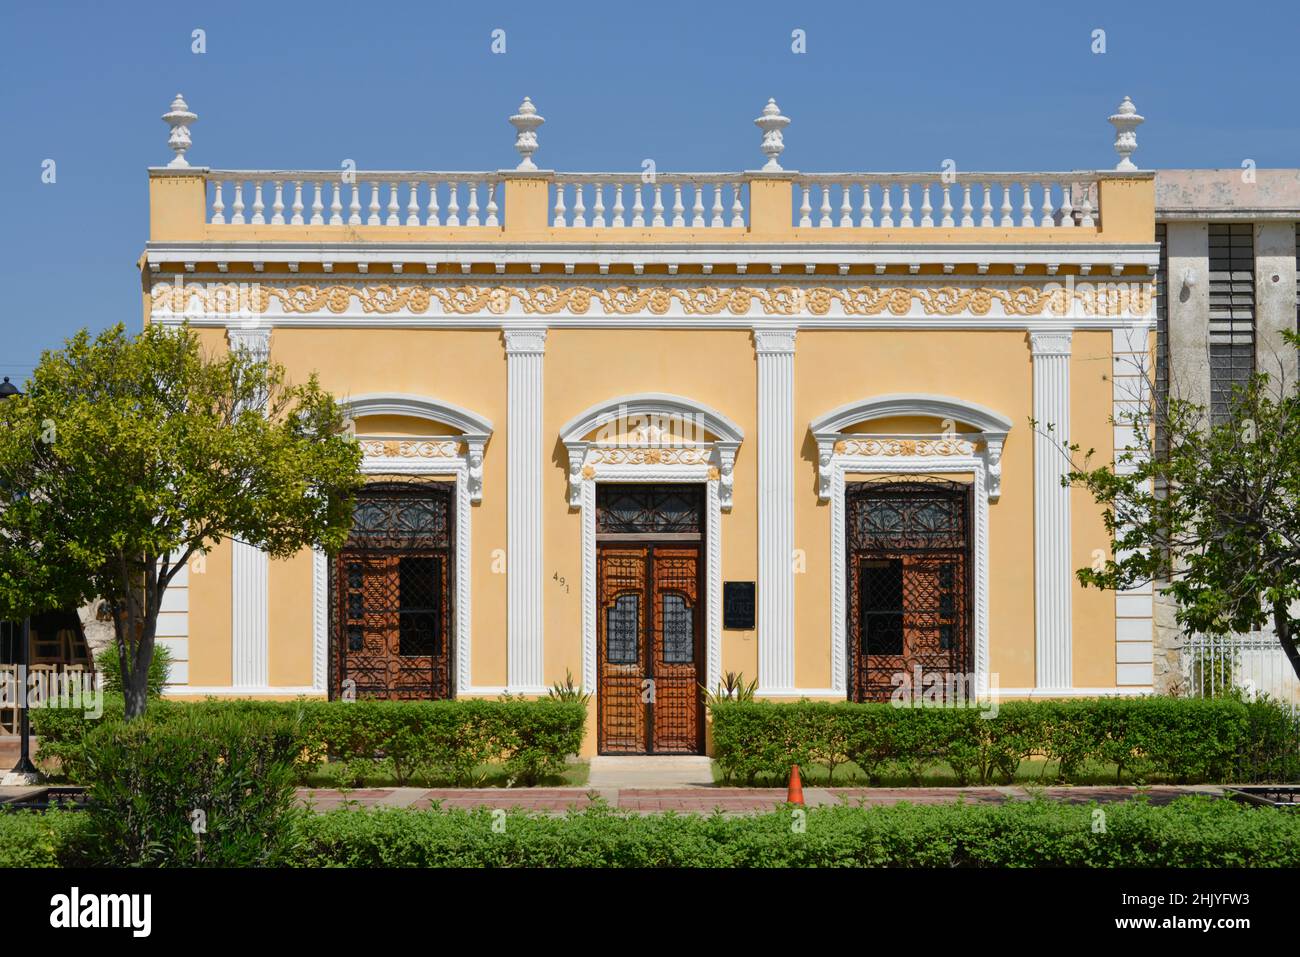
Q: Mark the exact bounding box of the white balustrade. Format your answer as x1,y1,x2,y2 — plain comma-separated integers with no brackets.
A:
549,176,749,228
204,172,1100,232
789,175,1102,229
205,174,505,228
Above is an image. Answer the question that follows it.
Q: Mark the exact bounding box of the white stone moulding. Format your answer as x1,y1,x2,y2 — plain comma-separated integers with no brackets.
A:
811,393,1012,698
285,394,494,696
560,393,742,697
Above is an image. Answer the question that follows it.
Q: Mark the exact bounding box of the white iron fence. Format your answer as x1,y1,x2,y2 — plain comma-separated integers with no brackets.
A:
1183,632,1300,712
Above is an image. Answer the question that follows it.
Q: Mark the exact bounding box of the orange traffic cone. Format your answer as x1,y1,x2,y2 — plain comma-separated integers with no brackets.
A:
786,764,804,805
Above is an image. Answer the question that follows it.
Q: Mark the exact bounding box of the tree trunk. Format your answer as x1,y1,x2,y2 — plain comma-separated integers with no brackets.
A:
122,611,159,720
1272,599,1300,683
119,561,164,721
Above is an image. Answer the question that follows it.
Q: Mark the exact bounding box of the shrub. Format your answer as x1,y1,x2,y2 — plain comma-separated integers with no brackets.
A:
284,796,1300,868
94,644,172,699
712,696,1300,787
0,812,92,867
81,708,304,866
30,693,127,781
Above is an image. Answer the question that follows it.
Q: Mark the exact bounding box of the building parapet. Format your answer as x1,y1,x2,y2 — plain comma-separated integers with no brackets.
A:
147,96,1157,250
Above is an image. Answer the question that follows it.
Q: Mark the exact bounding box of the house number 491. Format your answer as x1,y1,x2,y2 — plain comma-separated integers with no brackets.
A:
553,572,569,594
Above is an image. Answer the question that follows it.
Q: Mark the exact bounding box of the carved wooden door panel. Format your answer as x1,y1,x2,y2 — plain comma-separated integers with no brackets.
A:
649,546,702,753
596,543,703,753
596,545,649,753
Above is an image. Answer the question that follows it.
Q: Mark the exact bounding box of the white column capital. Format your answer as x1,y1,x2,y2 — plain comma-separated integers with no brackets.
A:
1029,329,1073,357
503,326,548,355
227,324,271,361
753,326,798,355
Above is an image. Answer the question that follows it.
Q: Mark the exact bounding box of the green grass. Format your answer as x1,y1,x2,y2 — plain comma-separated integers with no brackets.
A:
710,758,1195,787
302,759,590,789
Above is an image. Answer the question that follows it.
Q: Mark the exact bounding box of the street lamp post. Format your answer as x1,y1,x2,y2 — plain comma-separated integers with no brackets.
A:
1,375,38,785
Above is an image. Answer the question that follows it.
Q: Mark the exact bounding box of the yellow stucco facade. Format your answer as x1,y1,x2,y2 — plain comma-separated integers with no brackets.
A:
142,122,1159,755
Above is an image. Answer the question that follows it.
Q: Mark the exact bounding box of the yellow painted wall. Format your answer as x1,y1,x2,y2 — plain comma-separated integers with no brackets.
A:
268,550,314,687
267,327,510,688
795,330,1038,690
178,317,1128,710
187,537,232,687
541,328,761,687
1072,330,1121,687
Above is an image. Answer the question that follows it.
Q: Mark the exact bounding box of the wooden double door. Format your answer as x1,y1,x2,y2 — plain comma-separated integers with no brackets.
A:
597,542,704,753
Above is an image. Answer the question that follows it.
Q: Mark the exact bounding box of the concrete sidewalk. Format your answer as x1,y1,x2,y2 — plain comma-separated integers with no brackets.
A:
295,784,1226,814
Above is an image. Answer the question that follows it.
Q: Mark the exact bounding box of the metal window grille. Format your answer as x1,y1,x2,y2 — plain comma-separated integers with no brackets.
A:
846,480,971,702
331,480,454,700
605,593,640,664
1208,223,1255,426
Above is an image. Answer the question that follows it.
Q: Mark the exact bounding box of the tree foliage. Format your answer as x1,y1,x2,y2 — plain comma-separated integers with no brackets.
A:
0,323,364,717
1061,333,1300,683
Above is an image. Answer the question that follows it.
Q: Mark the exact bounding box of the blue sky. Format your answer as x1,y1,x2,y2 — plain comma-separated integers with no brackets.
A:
1,0,1296,382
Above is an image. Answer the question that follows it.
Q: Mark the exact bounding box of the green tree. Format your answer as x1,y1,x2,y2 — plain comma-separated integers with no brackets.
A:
1059,335,1300,684
0,324,363,718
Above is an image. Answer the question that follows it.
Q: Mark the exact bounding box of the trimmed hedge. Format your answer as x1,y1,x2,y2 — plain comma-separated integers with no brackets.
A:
710,697,1300,786
31,696,587,787
6,797,1299,868
285,797,1300,867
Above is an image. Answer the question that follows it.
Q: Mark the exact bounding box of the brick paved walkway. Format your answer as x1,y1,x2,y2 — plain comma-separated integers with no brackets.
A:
295,784,1225,814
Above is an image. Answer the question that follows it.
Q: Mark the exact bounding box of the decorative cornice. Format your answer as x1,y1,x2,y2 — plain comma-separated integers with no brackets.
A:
345,392,494,437
810,392,1014,437
559,392,745,445
152,281,1155,320
810,391,1013,504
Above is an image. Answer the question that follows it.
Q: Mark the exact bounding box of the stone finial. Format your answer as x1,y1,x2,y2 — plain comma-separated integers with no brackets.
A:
162,93,197,168
1108,96,1144,171
509,97,545,171
754,98,790,171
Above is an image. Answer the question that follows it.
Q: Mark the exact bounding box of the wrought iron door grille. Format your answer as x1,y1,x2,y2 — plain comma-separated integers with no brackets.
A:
846,481,971,702
596,484,705,534
331,481,453,700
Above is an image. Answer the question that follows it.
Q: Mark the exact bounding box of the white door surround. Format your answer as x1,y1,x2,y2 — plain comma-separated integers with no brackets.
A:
561,393,744,696
811,393,1012,698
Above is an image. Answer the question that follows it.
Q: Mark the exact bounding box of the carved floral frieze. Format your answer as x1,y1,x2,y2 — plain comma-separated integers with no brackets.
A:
150,281,1152,319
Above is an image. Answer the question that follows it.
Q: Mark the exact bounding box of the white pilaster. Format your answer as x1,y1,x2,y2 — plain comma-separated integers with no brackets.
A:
504,326,548,692
227,324,272,689
1030,330,1073,689
231,540,269,687
754,327,797,693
